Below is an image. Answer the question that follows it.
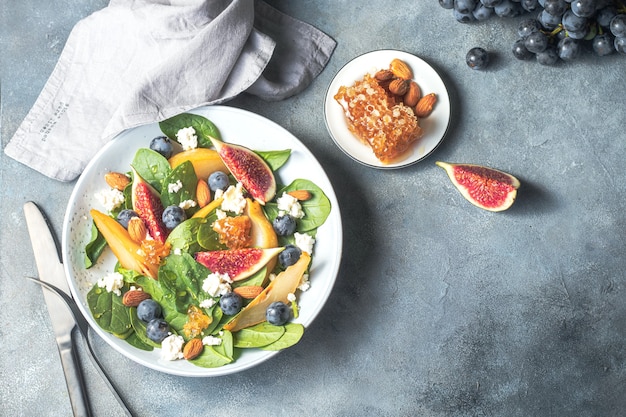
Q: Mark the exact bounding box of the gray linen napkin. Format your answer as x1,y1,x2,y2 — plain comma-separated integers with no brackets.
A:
4,0,336,182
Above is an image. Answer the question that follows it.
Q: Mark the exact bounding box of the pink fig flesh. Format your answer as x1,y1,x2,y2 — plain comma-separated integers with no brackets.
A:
131,170,168,243
436,161,520,212
210,138,276,204
195,247,283,281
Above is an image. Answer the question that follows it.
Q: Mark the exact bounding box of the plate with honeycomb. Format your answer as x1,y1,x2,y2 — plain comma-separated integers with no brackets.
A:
324,50,450,169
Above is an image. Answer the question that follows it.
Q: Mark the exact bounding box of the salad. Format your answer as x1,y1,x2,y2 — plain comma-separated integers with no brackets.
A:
84,112,332,368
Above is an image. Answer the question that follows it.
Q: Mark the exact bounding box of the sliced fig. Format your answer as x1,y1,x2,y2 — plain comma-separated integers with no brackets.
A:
195,247,284,282
223,252,311,332
90,209,159,278
131,168,168,243
210,138,276,205
436,161,520,212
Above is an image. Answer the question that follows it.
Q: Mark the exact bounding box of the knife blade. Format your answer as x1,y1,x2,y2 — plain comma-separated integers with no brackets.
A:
24,201,92,417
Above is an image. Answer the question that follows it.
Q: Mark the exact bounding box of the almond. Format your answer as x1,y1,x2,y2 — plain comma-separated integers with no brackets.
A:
196,179,211,208
287,189,312,201
388,79,409,96
127,217,147,243
233,285,264,299
403,81,421,107
414,93,437,118
389,58,413,80
122,289,151,307
374,69,394,81
183,338,203,360
104,172,130,191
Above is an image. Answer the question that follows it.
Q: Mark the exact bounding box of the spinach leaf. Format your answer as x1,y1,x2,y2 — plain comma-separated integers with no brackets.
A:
214,330,234,359
189,345,232,368
232,322,285,348
84,222,107,268
125,332,153,351
87,285,132,337
158,253,210,314
197,214,227,250
159,113,221,148
264,179,332,232
166,217,206,254
260,323,304,351
160,160,197,213
255,149,291,172
129,308,159,349
131,148,171,193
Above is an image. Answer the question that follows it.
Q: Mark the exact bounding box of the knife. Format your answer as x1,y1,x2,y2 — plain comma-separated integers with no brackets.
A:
24,201,92,417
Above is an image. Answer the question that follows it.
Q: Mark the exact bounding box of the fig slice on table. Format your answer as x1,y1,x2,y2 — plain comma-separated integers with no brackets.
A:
90,209,159,279
210,137,276,205
168,148,228,181
223,252,311,332
436,161,520,212
131,168,168,243
195,247,284,282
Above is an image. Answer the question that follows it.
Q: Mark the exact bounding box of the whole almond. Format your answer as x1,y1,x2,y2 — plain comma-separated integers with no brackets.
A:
183,338,203,360
374,69,394,81
122,289,151,307
388,79,409,96
196,179,211,208
389,58,413,80
233,285,264,299
414,93,437,118
127,217,147,243
105,172,130,191
403,81,421,107
287,189,312,201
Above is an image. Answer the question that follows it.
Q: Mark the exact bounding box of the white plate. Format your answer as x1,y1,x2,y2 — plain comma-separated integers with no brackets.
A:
62,105,343,377
324,50,451,169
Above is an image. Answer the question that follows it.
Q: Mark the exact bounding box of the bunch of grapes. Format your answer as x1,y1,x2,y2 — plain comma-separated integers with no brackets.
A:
438,0,626,65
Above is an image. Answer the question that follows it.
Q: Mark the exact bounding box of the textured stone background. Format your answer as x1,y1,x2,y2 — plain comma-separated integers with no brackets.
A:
2,1,625,416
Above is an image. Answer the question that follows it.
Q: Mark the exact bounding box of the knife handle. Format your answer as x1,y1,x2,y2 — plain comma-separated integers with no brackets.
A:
58,333,93,417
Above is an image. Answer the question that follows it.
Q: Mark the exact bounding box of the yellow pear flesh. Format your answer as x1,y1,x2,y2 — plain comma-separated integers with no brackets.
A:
90,209,158,279
168,148,228,181
223,252,310,332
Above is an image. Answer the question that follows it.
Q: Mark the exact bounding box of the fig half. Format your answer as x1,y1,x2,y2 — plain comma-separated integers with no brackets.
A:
131,168,168,243
210,138,276,205
195,247,284,282
436,161,520,212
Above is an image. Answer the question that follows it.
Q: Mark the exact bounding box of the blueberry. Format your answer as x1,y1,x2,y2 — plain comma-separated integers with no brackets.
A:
137,299,162,322
272,215,297,236
146,319,170,343
219,292,243,316
208,171,230,192
162,205,186,229
278,244,301,268
149,136,174,159
117,209,139,228
266,301,291,326
466,47,490,70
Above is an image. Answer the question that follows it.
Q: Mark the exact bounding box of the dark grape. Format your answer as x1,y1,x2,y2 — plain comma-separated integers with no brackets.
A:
536,46,560,64
466,47,490,69
440,0,455,9
610,14,626,38
473,3,495,20
524,31,549,52
570,0,597,17
518,18,542,37
615,36,626,54
512,39,535,59
455,0,479,14
562,9,588,32
593,33,615,55
544,0,568,16
557,37,581,60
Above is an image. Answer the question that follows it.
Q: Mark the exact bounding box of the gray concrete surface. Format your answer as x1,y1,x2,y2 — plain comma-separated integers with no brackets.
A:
2,1,626,416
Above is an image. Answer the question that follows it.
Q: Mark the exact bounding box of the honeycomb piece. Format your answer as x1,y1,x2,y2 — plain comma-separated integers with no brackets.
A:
334,74,423,163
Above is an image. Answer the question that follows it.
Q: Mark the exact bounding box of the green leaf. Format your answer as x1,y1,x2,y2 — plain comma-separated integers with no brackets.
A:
158,253,210,314
166,217,205,254
265,179,332,232
160,160,198,212
84,221,107,269
131,148,171,193
86,285,132,336
189,345,232,368
159,113,221,148
255,149,291,172
125,332,153,351
129,307,160,348
233,322,286,348
260,323,304,351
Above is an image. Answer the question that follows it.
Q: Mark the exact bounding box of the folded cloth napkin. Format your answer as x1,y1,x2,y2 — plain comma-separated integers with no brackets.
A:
4,0,336,182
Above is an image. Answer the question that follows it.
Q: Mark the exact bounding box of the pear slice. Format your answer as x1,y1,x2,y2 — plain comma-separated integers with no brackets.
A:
168,148,228,181
90,209,159,279
223,252,310,332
